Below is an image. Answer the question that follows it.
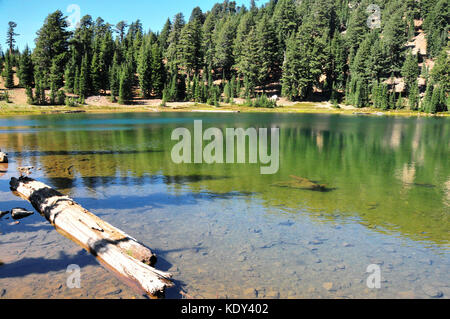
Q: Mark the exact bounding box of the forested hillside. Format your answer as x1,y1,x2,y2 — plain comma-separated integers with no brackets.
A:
0,0,448,112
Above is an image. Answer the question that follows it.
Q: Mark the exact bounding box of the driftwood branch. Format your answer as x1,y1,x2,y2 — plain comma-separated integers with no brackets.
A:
10,176,173,298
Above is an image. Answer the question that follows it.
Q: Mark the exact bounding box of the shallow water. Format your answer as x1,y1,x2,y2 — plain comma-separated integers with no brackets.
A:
0,112,449,299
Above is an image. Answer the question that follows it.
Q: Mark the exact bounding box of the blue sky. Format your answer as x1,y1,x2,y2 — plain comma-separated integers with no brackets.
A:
0,0,264,51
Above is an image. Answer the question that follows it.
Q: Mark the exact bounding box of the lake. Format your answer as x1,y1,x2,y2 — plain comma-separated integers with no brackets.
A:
0,112,449,299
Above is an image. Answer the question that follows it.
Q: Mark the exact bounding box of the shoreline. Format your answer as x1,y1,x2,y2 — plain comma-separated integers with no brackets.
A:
0,101,449,118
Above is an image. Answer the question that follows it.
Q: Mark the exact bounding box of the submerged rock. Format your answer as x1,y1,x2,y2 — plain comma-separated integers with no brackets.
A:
11,208,34,220
422,286,443,298
265,290,280,298
0,211,9,219
334,263,346,271
237,255,247,262
271,175,334,192
323,282,335,291
278,220,295,227
244,288,258,298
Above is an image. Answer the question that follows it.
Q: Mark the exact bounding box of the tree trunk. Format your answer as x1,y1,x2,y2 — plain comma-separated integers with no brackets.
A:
10,176,174,298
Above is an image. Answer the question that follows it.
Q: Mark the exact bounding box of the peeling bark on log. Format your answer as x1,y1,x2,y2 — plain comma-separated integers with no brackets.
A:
10,176,173,298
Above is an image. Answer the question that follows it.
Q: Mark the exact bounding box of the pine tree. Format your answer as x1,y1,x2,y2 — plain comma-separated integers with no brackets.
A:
161,86,168,106
331,82,339,105
90,50,102,95
402,50,419,94
166,13,186,70
2,54,14,88
396,92,404,109
180,19,203,75
431,45,450,94
6,21,19,54
151,43,165,97
354,80,364,108
281,18,326,101
177,73,187,101
159,19,172,53
26,86,34,104
110,52,120,99
388,91,396,110
34,76,46,105
64,56,76,93
118,63,134,104
234,12,255,72
235,76,241,98
50,81,57,105
167,72,178,102
424,0,449,57
256,15,280,91
272,0,299,48
73,67,80,96
186,74,192,101
223,82,231,103
438,85,447,112
57,89,66,105
408,80,420,110
137,41,153,98
371,81,380,108
380,83,389,110
230,76,236,99
345,4,368,53
350,33,379,86
213,17,235,79
78,54,90,99
238,27,258,97
34,80,42,105
330,30,347,90
422,81,433,112
18,46,34,88
115,21,128,43
33,11,70,87
430,85,440,114
98,31,114,93
382,11,407,74
0,48,3,74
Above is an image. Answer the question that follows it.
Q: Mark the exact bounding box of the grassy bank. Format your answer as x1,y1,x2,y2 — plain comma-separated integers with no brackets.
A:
0,101,448,117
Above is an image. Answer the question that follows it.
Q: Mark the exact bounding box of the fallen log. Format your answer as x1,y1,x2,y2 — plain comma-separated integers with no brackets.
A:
10,176,173,298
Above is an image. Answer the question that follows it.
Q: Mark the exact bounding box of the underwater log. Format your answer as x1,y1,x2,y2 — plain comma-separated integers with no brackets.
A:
10,176,173,298
271,175,333,192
